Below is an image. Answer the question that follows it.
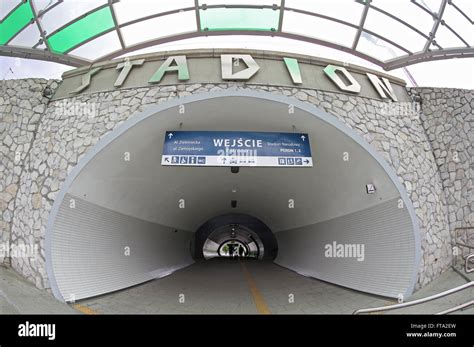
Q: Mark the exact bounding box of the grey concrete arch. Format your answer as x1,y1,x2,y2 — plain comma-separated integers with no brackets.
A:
45,88,421,302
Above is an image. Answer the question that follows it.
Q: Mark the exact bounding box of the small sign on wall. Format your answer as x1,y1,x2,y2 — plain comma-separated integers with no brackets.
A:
366,183,376,194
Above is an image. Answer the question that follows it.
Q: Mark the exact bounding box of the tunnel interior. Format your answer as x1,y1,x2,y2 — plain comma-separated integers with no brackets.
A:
46,91,419,303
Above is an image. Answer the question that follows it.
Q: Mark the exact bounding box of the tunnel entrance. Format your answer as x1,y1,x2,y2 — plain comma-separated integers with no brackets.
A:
46,89,420,303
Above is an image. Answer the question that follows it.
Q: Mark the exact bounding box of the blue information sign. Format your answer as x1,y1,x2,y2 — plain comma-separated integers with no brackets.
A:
162,131,313,167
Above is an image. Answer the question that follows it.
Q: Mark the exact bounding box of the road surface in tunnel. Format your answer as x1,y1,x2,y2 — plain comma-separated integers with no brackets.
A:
75,258,393,314
0,263,470,314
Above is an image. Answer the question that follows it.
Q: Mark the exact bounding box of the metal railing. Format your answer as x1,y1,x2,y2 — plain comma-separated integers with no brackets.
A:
353,281,474,315
466,254,474,273
436,300,474,315
455,227,474,250
354,227,474,314
454,227,474,273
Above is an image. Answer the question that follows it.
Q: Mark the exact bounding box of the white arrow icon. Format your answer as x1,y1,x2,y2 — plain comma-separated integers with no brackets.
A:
168,133,173,139
301,135,306,141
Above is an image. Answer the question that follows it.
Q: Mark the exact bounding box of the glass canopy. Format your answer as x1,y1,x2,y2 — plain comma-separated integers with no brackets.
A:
0,0,472,69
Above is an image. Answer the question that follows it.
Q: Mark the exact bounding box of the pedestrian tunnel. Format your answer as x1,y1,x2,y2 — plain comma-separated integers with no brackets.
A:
45,90,420,303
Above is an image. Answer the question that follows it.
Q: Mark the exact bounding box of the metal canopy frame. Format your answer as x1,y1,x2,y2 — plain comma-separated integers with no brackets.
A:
0,0,472,69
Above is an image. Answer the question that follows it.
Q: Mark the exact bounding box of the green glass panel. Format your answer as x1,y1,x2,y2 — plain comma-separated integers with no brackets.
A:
47,6,114,54
200,8,279,31
0,0,34,45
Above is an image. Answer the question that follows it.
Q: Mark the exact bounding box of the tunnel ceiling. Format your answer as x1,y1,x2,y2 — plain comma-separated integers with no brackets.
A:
68,95,399,232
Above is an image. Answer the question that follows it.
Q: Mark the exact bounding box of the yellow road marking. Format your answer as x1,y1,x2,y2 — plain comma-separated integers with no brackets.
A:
73,304,98,315
240,261,271,315
368,300,398,315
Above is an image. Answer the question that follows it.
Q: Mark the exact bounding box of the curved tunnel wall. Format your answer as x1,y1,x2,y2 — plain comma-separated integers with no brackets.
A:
52,194,193,301
45,90,420,301
275,198,415,298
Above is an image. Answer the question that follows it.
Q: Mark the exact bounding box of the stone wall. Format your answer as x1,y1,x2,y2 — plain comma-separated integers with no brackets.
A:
408,87,473,250
2,80,467,293
0,79,59,270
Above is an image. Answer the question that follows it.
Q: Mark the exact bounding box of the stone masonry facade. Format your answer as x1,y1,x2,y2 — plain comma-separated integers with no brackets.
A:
408,87,473,255
0,79,59,272
0,79,471,293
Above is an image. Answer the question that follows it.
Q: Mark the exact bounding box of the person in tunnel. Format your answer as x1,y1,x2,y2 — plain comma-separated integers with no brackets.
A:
227,244,235,258
238,244,245,258
232,245,239,258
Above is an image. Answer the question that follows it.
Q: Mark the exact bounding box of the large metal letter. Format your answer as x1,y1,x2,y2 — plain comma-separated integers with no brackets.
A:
221,54,260,80
70,67,101,94
114,58,145,87
366,73,398,101
149,56,190,83
323,65,361,93
283,57,302,84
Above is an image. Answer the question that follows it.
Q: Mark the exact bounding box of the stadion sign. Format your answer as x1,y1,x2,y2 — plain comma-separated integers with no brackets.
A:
69,54,399,101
